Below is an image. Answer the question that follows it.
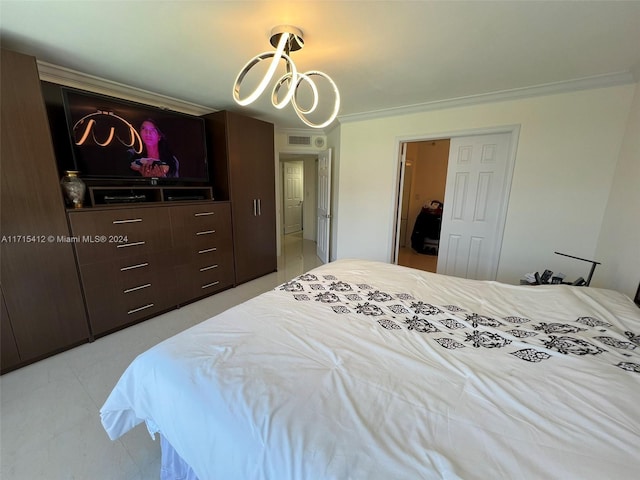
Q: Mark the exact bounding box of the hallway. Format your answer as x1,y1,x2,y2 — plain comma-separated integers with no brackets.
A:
279,231,324,274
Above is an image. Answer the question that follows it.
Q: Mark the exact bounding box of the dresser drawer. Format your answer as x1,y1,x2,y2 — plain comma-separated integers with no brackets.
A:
68,207,172,264
79,253,163,294
79,253,175,335
174,260,234,303
85,285,171,335
169,203,232,244
173,228,233,265
188,231,230,254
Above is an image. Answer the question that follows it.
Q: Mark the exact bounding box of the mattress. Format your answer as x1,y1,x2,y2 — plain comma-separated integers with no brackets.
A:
101,259,640,479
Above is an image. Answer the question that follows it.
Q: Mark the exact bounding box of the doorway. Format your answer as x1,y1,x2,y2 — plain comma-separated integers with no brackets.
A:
394,128,518,280
279,153,318,245
283,160,304,234
397,140,450,273
277,147,331,265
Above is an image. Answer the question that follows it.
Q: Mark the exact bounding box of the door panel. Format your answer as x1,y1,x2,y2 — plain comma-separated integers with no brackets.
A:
1,49,90,367
438,132,513,280
283,161,303,234
225,111,277,284
316,149,332,263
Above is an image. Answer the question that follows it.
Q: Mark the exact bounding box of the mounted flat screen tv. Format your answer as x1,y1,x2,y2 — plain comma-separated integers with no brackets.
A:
61,87,209,183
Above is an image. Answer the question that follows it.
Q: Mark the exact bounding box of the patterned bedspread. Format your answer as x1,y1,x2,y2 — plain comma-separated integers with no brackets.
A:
101,259,640,480
278,272,640,373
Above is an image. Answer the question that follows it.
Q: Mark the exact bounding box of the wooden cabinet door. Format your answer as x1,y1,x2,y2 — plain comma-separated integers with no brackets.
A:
225,111,277,284
1,49,90,368
1,288,21,372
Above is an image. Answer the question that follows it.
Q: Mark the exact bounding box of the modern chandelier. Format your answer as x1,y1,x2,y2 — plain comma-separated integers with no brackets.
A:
233,25,340,129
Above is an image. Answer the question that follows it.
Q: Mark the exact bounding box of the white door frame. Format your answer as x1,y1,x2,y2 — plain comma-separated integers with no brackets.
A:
392,124,520,279
275,151,321,257
391,143,408,261
317,148,332,263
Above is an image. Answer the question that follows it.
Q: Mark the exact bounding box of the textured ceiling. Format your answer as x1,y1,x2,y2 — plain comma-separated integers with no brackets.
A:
1,1,639,130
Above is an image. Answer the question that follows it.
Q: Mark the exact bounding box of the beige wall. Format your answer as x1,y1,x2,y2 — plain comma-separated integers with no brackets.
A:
594,83,640,298
333,83,635,289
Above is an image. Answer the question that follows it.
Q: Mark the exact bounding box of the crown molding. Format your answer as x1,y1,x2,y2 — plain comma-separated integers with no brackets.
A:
338,71,636,124
37,60,214,116
37,60,635,125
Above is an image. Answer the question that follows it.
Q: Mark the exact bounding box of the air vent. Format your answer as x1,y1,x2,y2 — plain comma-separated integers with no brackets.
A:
284,134,326,150
288,135,311,146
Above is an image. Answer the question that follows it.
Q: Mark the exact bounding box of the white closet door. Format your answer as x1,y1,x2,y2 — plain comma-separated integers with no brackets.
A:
438,132,513,280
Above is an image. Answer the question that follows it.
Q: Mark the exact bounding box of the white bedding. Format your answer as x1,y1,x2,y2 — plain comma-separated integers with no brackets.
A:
101,259,640,479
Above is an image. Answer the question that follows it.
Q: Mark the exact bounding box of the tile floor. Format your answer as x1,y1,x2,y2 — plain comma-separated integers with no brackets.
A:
0,232,323,480
397,246,438,273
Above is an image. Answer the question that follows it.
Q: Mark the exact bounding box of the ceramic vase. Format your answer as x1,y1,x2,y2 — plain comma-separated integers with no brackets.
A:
60,170,86,208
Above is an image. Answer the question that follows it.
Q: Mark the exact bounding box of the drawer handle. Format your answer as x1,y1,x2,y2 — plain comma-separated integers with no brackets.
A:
120,262,149,271
202,281,220,289
124,283,151,294
113,218,143,224
127,303,154,315
117,241,146,248
196,230,216,235
200,264,219,272
194,212,215,217
198,247,217,254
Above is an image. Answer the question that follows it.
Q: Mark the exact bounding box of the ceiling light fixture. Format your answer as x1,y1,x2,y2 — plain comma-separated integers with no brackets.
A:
233,25,340,129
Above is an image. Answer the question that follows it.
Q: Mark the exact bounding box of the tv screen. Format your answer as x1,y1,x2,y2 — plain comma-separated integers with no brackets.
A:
61,87,209,182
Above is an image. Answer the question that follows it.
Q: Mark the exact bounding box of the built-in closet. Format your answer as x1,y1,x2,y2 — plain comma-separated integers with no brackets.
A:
203,111,277,285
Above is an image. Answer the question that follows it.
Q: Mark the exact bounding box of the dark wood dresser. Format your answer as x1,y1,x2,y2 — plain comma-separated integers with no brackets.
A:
67,201,234,337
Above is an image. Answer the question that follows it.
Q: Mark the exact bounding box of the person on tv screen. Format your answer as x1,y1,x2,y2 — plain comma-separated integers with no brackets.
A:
129,119,179,178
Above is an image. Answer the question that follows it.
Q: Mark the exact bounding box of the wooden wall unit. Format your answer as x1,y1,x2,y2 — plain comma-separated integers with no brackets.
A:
1,49,91,373
1,50,272,373
204,110,277,285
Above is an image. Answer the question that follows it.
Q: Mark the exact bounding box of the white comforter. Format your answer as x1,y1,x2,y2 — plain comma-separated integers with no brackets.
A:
101,259,640,479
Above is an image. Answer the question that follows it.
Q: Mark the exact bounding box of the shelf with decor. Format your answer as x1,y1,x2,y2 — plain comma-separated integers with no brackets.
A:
85,185,214,207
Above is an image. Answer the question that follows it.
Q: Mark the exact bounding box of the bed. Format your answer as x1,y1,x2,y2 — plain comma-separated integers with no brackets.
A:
100,259,640,479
